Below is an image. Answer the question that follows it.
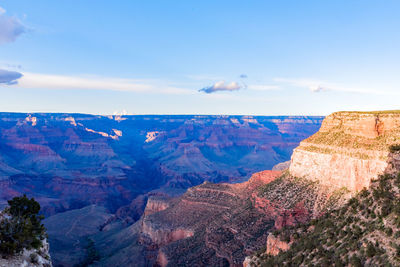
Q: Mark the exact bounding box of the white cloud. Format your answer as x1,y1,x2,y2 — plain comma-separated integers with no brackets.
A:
0,7,26,44
13,72,192,95
0,69,23,85
199,80,243,94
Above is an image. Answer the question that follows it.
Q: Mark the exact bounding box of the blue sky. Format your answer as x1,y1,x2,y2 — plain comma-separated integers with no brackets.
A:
1,1,400,115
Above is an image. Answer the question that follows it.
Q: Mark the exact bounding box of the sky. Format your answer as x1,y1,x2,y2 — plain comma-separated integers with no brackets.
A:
1,0,400,115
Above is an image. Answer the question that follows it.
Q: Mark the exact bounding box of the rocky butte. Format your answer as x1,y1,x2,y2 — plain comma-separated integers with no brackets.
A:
246,110,400,266
290,111,400,192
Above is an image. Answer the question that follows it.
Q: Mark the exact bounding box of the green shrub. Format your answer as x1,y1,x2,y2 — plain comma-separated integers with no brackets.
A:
389,144,400,153
0,195,46,255
350,255,362,267
366,243,376,258
385,227,393,236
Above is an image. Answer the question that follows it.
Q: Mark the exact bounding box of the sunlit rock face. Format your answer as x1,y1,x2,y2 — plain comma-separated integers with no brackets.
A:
265,233,291,256
0,113,322,218
289,111,400,192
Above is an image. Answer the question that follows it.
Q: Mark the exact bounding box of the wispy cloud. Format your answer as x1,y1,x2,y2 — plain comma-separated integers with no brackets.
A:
0,7,26,44
0,69,23,85
12,72,192,95
199,80,243,94
274,78,385,95
248,84,279,91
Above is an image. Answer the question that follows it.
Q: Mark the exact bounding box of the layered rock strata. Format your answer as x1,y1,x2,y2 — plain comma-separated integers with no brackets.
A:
289,111,400,192
130,170,343,267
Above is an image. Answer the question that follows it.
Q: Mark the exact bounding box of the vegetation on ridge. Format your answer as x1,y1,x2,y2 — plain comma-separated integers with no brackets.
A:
304,130,400,153
251,173,400,266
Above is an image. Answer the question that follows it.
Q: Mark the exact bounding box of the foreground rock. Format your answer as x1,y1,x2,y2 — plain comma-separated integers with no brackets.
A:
247,110,400,266
0,239,52,267
249,173,400,266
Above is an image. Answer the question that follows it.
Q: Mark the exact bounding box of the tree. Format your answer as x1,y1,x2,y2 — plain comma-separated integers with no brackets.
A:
366,242,376,258
350,255,362,267
0,195,46,255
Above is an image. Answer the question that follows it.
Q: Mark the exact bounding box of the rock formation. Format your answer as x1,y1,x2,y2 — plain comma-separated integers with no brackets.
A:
92,169,345,266
250,172,400,266
0,239,52,267
245,110,400,266
290,111,400,192
265,233,291,256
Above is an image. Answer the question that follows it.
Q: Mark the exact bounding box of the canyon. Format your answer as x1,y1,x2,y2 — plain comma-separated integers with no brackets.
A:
113,110,400,267
0,113,322,217
0,113,323,266
5,110,398,266
89,169,345,266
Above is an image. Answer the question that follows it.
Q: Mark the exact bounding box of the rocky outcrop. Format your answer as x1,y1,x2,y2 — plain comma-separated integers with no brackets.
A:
265,233,291,256
318,111,400,138
156,250,169,267
143,197,170,216
289,111,400,192
0,239,52,267
250,171,400,266
272,160,290,171
242,233,291,267
141,220,194,247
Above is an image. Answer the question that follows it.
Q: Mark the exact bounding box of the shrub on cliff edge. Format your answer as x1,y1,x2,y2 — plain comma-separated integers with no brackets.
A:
0,195,46,256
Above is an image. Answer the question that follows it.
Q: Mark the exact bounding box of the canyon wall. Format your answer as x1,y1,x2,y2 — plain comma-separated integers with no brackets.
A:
0,113,322,218
289,111,400,192
0,113,321,266
102,169,343,267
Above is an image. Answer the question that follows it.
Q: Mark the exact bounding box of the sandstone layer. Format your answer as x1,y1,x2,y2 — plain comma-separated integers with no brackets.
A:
289,111,400,192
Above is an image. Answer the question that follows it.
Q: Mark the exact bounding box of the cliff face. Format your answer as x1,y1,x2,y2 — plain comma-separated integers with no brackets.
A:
251,172,400,266
289,111,400,192
0,239,52,267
